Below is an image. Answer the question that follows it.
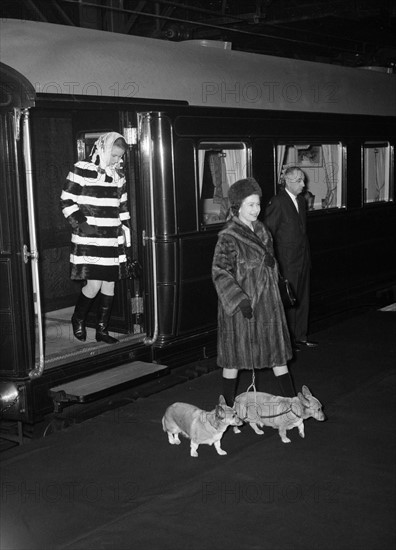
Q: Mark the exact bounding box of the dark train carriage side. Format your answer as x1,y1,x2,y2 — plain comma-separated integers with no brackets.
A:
0,19,395,426
172,109,396,323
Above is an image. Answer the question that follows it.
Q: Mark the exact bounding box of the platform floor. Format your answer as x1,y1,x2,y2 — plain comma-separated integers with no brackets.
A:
1,308,395,550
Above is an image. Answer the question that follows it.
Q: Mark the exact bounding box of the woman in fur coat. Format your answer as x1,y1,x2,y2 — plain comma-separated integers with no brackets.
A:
212,177,294,404
60,131,131,344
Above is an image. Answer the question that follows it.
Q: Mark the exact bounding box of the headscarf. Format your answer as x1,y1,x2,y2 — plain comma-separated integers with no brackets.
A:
89,131,126,175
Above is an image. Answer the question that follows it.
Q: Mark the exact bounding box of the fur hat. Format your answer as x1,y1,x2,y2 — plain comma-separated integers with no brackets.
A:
228,178,262,210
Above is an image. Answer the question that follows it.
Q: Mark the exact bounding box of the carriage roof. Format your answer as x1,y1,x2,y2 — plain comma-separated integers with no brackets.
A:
1,19,395,117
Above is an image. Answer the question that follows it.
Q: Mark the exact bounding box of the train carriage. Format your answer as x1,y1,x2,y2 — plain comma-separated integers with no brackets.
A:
0,19,395,426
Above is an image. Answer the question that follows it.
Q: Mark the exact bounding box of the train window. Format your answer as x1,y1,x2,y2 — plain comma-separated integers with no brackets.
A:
277,143,343,210
198,142,248,226
363,142,392,204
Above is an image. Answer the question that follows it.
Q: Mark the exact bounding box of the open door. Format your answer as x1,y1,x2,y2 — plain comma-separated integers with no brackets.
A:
0,63,37,383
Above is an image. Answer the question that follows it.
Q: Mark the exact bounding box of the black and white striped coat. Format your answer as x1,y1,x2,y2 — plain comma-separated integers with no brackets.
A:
60,161,131,281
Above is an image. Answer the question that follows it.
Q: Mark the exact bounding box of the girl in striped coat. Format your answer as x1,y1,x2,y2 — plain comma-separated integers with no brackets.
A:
60,132,131,344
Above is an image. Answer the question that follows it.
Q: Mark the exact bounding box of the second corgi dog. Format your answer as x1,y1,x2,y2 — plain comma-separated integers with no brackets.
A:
233,385,325,443
162,395,243,457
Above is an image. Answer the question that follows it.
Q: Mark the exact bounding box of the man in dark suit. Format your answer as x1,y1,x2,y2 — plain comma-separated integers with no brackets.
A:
264,166,318,350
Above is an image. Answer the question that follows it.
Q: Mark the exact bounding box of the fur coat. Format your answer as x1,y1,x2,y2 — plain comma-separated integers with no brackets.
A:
60,161,130,281
212,216,292,370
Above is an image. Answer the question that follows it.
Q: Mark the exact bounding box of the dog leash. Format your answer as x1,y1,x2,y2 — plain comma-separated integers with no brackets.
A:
259,407,300,419
246,318,257,398
238,405,301,422
244,316,303,420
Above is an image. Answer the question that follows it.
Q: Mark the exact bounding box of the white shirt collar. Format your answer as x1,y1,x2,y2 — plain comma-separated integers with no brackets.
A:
285,188,299,211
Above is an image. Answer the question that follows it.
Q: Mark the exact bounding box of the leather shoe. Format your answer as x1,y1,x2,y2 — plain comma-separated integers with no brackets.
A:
295,340,318,348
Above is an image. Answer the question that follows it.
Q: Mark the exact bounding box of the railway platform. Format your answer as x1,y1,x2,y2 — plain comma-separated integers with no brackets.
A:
1,306,395,550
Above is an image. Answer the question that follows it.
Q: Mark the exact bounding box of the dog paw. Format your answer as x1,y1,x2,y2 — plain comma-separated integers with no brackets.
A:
190,451,198,457
168,435,181,445
233,427,241,434
281,437,291,443
217,449,227,456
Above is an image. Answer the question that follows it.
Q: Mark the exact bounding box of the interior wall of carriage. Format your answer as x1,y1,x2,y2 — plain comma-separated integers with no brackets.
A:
173,110,395,337
29,104,135,351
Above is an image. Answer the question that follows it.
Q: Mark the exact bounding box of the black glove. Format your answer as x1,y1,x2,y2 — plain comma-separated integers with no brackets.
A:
79,221,96,236
238,299,253,319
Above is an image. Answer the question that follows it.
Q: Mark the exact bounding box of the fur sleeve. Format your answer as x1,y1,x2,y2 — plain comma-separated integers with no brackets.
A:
212,234,248,316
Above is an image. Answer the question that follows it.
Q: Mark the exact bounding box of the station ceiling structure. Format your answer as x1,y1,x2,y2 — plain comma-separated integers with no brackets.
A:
2,0,396,69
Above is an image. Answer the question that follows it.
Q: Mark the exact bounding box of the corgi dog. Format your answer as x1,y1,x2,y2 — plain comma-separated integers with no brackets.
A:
233,385,325,443
162,395,243,457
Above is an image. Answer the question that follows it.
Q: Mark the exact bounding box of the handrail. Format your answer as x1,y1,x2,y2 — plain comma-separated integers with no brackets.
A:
142,115,159,346
21,109,45,379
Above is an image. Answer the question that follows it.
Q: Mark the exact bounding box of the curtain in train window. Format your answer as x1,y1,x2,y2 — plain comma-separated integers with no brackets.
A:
199,143,248,226
363,142,391,203
276,142,343,210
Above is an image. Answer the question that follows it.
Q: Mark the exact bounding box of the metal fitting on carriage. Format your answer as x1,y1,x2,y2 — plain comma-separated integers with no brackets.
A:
131,292,144,334
0,382,26,419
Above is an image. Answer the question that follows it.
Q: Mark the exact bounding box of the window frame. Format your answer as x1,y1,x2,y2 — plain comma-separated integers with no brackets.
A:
274,141,346,212
197,140,251,229
362,141,393,206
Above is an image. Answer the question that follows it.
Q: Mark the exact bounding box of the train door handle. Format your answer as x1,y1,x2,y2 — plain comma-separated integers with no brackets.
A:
142,230,155,247
23,244,39,264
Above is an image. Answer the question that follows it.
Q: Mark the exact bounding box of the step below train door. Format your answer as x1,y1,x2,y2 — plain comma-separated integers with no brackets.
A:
135,112,177,348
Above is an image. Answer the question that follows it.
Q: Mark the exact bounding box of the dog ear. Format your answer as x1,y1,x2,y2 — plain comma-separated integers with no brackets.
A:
215,404,226,420
219,395,226,406
302,385,312,397
298,392,310,406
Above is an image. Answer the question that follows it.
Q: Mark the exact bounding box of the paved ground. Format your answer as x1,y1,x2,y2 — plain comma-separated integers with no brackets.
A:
1,309,395,550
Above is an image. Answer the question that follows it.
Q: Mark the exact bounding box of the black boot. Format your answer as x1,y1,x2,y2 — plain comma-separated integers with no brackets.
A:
71,292,94,341
276,372,296,397
95,293,119,344
222,376,238,406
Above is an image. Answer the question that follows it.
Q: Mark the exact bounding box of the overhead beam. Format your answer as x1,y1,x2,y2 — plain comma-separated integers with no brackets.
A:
23,0,48,21
52,0,76,25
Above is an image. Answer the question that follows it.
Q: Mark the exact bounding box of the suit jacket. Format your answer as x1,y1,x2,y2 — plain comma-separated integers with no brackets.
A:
264,188,310,279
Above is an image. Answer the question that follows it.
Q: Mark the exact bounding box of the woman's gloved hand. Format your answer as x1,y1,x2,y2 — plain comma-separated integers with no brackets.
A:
238,299,253,319
79,221,96,236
